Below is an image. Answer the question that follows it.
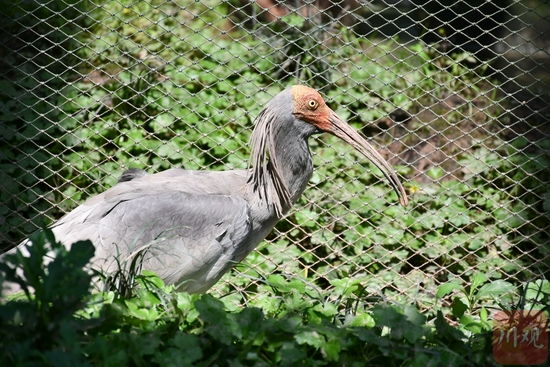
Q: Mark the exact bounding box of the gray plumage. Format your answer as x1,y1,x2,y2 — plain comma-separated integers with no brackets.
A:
5,85,408,294
117,168,147,183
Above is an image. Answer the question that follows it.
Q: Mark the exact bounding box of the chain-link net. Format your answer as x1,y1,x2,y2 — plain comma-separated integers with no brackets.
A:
1,0,549,307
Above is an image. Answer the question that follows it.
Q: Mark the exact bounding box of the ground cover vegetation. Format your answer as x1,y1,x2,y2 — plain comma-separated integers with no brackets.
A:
3,231,546,366
0,0,549,364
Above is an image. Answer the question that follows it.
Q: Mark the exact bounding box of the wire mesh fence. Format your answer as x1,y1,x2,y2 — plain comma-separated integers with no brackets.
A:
1,0,549,307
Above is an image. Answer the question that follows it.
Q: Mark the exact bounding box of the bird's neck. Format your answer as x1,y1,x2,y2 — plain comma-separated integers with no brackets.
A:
270,132,314,204
248,123,314,218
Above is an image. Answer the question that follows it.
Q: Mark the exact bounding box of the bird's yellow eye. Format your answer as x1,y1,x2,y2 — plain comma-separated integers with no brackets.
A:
307,99,318,110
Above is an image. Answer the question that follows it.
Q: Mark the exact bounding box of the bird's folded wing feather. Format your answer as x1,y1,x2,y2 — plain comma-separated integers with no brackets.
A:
51,187,252,292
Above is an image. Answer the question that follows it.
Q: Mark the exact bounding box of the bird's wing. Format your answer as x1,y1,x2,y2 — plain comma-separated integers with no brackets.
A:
51,188,252,293
52,168,250,234
117,168,147,183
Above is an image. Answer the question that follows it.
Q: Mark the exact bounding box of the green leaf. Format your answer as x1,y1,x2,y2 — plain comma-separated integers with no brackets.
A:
266,274,306,293
167,333,203,364
124,299,159,321
322,338,342,361
525,280,550,301
475,280,515,302
434,310,466,342
371,305,424,343
470,273,488,294
138,270,166,289
295,330,325,348
427,167,444,180
480,306,488,323
348,312,375,328
236,307,265,339
281,13,305,27
436,282,464,299
415,210,445,229
196,295,239,345
451,297,468,319
329,277,361,297
404,305,426,326
294,210,319,228
459,314,484,333
279,342,307,364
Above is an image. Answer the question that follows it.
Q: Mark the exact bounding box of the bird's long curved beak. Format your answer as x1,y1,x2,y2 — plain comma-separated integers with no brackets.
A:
327,111,409,207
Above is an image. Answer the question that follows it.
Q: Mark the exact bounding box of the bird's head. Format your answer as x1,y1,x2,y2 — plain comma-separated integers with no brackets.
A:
289,85,409,207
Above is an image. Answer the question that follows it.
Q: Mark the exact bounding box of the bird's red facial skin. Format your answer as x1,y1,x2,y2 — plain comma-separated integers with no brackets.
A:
291,85,333,132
